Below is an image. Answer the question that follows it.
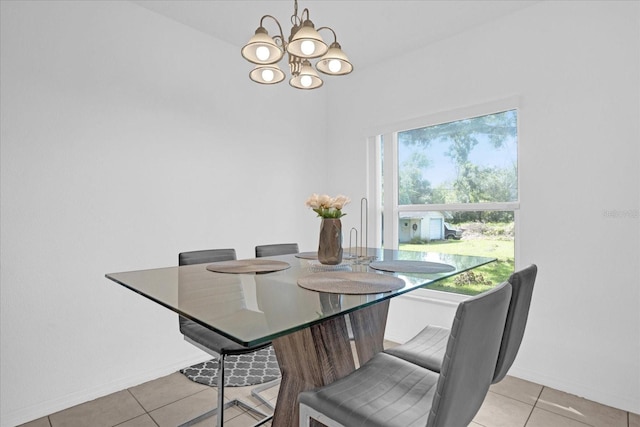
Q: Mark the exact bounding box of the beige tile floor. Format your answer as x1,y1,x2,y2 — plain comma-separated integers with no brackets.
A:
19,374,640,427
19,340,640,427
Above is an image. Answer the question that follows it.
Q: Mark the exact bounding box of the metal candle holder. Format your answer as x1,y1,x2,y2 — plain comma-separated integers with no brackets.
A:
348,197,375,264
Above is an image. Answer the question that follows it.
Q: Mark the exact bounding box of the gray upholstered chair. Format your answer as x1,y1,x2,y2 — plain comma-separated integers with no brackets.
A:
385,264,537,383
298,280,512,427
255,243,299,258
178,249,273,427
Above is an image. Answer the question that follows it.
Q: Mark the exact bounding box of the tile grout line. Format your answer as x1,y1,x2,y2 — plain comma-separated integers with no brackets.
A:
138,386,254,425
144,387,214,413
522,384,546,426
531,387,601,427
531,407,595,427
484,389,534,427
112,389,159,427
521,402,536,427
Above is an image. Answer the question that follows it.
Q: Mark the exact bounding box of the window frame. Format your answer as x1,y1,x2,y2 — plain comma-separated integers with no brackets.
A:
367,97,521,297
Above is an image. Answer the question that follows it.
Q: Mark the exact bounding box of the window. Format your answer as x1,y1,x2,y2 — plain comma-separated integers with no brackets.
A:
370,100,519,296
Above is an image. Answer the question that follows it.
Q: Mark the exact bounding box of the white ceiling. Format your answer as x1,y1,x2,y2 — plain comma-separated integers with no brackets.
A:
131,0,540,70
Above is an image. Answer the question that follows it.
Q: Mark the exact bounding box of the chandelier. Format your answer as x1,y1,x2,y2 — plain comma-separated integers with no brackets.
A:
240,0,353,90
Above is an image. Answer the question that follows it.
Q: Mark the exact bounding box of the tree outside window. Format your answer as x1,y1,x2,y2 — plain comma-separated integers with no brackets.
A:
386,109,519,295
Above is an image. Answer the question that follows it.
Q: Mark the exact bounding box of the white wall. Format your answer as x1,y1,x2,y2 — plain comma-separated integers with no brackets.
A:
0,1,328,425
2,1,638,425
327,0,639,414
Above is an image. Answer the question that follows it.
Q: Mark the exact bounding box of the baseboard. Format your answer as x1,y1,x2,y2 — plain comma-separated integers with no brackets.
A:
384,291,639,415
385,292,465,344
383,332,407,345
508,366,640,414
1,354,209,427
399,289,470,305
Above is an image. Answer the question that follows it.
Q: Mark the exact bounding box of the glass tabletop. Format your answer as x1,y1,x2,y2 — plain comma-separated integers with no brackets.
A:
106,248,495,347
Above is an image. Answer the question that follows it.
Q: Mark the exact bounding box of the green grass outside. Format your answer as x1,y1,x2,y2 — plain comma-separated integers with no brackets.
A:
400,239,514,295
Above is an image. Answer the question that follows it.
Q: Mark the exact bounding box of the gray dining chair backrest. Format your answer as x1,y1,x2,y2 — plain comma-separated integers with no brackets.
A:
492,264,537,382
297,281,512,427
427,280,512,426
178,248,237,342
177,248,275,426
179,248,237,265
255,243,299,258
384,264,538,384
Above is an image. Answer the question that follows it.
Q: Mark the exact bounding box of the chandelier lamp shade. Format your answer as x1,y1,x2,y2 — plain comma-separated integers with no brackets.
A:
241,0,353,90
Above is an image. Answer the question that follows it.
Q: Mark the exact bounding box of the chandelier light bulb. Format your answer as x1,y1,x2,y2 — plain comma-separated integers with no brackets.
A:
328,59,342,73
289,59,322,89
255,46,271,61
241,26,283,65
300,40,316,56
249,64,285,85
300,75,313,87
316,42,353,76
261,68,275,82
287,19,328,59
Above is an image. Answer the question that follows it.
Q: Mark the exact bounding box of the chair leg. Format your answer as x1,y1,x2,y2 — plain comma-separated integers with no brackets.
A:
178,353,273,427
250,378,280,409
299,403,345,427
217,354,226,426
178,399,271,427
299,403,310,427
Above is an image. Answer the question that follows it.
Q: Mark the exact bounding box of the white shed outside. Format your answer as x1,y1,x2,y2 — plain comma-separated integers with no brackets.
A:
398,211,447,243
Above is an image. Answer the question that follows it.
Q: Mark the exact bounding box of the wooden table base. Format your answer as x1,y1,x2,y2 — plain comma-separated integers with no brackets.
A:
270,300,390,427
350,300,390,366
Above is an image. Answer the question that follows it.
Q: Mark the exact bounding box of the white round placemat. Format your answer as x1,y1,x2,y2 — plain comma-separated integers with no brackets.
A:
297,271,405,294
369,260,455,274
206,259,290,274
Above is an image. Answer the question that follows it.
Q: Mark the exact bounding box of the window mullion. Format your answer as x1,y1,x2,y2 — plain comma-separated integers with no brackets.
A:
382,132,398,249
398,202,520,212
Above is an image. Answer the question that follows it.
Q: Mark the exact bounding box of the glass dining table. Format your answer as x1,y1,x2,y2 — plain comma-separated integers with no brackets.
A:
106,248,495,427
